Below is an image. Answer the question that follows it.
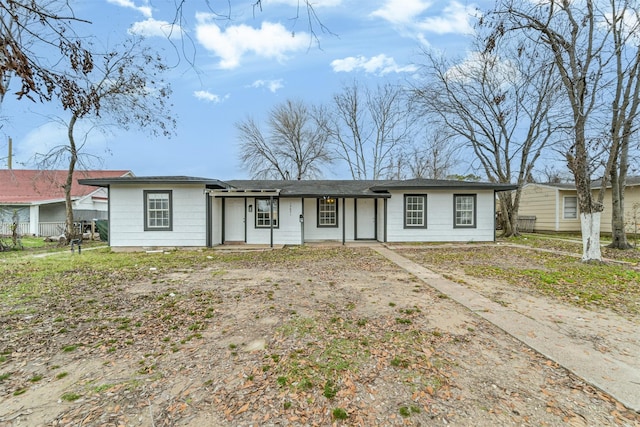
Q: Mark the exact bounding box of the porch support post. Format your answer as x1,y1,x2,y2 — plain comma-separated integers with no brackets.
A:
206,193,212,248
29,205,39,236
342,197,346,245
384,198,388,243
300,197,305,245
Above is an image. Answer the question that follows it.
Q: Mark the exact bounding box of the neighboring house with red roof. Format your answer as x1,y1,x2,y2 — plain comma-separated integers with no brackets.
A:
0,169,132,236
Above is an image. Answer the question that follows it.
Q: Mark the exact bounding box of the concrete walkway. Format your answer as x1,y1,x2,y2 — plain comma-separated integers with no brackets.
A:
373,245,640,413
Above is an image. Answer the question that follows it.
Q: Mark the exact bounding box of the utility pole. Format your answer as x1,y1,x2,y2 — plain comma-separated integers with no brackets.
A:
7,137,12,169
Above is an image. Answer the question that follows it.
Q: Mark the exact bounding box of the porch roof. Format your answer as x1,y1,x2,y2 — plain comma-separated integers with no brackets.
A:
225,180,392,198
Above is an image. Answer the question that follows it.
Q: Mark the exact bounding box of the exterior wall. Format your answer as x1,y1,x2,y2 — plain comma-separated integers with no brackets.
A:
243,197,303,245
109,184,207,248
303,197,344,242
39,202,66,222
517,184,560,232
385,190,497,242
516,184,640,234
377,199,386,242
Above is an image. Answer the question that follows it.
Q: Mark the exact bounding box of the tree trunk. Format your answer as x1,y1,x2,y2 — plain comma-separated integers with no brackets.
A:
64,114,79,241
608,166,632,249
580,212,602,262
498,192,519,237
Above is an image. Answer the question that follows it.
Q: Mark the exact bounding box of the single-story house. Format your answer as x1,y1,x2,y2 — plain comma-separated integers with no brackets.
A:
78,176,517,250
0,169,132,236
517,178,640,233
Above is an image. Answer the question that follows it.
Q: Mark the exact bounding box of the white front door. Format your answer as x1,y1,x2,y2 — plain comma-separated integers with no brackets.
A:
225,199,245,242
356,199,376,240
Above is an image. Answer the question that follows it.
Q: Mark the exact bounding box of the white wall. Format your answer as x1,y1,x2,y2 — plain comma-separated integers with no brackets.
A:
303,197,344,242
211,197,222,246
385,190,497,242
245,197,303,245
109,184,207,248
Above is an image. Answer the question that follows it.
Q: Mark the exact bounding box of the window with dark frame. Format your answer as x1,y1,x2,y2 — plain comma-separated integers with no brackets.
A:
404,195,427,228
144,190,172,231
255,198,279,228
454,194,476,228
317,197,338,227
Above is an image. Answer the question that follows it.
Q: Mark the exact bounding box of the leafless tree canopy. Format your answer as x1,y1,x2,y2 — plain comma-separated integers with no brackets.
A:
412,35,561,236
237,99,332,180
0,0,93,103
327,81,413,180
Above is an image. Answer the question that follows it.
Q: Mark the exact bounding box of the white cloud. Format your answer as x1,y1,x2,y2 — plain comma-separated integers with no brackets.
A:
128,18,180,38
371,0,433,25
106,0,152,18
416,1,477,35
195,13,308,69
445,51,520,88
331,54,417,75
372,0,477,37
251,79,284,93
193,90,228,103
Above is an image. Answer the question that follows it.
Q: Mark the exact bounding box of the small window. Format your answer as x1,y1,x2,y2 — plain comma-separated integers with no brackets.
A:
404,195,427,228
256,198,279,228
564,196,578,219
144,190,172,231
318,198,338,227
454,194,476,228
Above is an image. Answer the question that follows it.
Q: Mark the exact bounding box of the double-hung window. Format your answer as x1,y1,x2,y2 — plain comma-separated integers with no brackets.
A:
454,194,476,228
563,196,578,219
144,190,172,231
318,198,338,227
256,198,279,228
404,195,427,228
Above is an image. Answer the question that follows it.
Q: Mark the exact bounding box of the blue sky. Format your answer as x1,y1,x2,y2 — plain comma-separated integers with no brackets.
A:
1,0,491,180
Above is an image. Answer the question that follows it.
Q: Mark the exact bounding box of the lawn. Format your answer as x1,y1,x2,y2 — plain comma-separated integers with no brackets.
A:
0,244,638,426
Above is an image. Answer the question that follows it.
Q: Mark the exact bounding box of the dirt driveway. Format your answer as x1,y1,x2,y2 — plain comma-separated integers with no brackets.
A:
0,245,639,426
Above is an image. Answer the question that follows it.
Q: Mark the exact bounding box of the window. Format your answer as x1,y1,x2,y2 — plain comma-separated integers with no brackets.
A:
317,198,338,227
454,194,476,228
564,196,578,219
144,190,172,231
404,195,427,228
256,198,279,228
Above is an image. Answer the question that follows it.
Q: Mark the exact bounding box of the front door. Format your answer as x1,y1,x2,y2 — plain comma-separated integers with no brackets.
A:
224,198,245,242
356,199,376,240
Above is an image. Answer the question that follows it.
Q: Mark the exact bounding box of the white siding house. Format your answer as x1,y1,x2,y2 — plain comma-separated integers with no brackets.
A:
79,176,516,250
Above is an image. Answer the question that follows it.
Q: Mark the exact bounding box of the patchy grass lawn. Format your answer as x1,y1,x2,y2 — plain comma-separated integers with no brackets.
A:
1,246,639,426
400,235,640,319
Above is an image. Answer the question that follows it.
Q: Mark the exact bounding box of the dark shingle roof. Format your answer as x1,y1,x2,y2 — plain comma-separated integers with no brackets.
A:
225,180,388,198
78,176,230,189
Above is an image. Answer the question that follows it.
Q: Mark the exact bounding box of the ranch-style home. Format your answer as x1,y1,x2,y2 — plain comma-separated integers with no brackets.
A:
517,178,640,234
78,176,517,250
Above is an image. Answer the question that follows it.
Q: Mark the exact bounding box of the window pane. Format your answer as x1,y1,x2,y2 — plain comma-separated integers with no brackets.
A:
405,195,425,227
256,198,278,227
146,192,171,229
455,195,474,227
318,198,337,226
564,197,577,219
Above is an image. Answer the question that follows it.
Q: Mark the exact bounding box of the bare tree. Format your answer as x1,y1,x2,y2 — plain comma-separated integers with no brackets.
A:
606,3,640,249
327,81,413,180
413,38,560,237
485,0,640,260
237,99,332,180
0,1,93,103
37,39,175,240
